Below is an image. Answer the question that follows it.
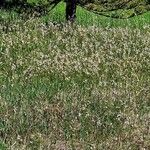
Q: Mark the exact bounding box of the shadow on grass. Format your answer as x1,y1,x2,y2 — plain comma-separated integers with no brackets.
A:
0,1,51,18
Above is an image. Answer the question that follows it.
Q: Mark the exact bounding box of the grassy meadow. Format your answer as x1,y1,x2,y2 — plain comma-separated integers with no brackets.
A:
0,2,150,150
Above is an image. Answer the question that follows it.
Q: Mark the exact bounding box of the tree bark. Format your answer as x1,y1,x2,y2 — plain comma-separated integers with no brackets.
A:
66,0,77,22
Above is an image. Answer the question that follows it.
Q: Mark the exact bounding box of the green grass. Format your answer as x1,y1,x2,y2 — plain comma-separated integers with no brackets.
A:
0,2,150,150
0,141,7,150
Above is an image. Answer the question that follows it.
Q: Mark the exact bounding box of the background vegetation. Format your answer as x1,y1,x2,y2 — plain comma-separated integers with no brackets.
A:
1,0,150,17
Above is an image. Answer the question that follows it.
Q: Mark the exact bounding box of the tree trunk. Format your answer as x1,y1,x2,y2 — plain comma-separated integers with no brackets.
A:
66,0,77,22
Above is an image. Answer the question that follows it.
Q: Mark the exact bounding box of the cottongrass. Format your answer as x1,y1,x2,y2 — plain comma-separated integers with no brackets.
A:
0,19,150,149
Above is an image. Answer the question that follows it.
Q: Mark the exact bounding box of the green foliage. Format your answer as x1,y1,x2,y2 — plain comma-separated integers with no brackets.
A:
80,0,150,18
0,141,7,150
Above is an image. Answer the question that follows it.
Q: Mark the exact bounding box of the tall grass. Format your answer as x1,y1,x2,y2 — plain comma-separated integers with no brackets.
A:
0,3,150,150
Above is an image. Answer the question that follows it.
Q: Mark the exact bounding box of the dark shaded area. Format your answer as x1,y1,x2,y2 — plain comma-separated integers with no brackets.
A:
0,0,77,22
0,0,5,6
0,0,26,7
0,0,48,16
